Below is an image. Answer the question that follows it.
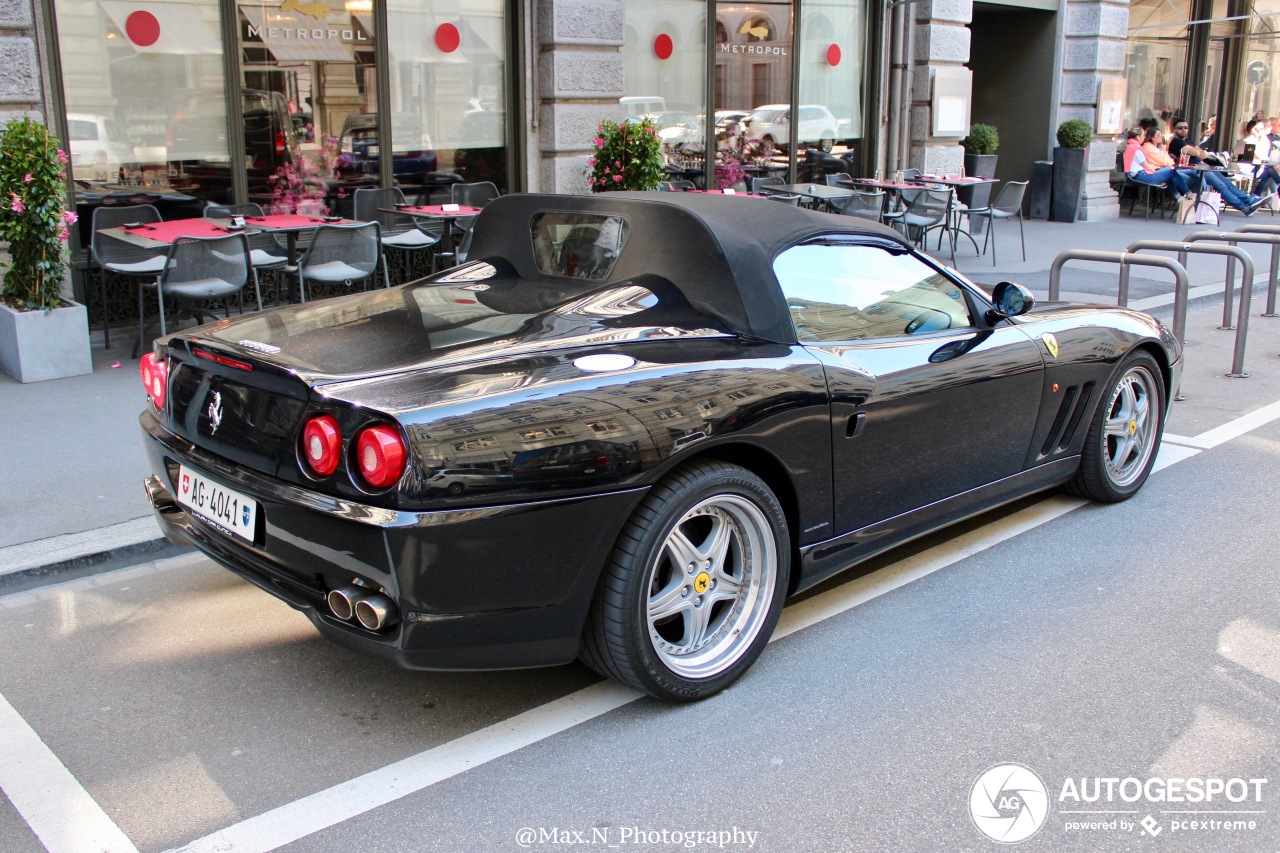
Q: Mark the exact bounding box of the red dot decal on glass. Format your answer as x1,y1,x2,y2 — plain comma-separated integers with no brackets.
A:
125,11,161,47
827,44,841,66
436,23,460,53
654,34,673,60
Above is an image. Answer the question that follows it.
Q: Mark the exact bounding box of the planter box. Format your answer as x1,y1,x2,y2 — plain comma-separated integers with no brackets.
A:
961,153,998,235
1051,146,1087,223
0,300,93,383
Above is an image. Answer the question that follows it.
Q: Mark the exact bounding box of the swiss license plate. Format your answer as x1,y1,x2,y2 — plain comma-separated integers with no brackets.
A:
175,465,258,543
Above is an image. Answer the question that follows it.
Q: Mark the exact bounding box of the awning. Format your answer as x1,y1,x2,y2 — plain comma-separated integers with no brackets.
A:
99,0,222,55
240,6,358,63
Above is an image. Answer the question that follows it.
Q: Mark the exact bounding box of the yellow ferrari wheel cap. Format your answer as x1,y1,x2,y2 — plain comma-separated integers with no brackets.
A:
694,572,711,594
1129,419,1137,435
1042,333,1060,359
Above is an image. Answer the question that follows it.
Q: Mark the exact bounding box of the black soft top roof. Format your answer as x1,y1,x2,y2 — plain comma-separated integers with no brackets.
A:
467,191,911,343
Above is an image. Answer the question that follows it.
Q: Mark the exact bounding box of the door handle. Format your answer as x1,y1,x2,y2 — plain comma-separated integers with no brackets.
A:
846,412,867,437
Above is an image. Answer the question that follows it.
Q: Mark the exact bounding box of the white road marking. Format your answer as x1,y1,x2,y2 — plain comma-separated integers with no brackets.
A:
0,693,139,853
1162,433,1215,449
5,398,1279,853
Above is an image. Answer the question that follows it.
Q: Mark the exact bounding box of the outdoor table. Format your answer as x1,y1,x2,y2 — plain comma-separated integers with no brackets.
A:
772,182,856,211
382,204,483,256
98,217,258,249
239,213,363,263
686,189,768,197
1186,163,1235,225
908,175,999,236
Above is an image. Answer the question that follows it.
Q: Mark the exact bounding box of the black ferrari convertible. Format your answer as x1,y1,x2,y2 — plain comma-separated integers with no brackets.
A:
139,192,1181,701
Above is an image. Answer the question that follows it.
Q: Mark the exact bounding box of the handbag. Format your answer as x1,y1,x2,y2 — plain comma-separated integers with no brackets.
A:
1176,196,1196,224
1195,190,1223,224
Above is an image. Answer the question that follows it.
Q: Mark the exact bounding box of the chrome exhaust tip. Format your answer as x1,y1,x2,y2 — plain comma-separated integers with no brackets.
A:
354,594,399,631
326,586,366,622
143,475,179,514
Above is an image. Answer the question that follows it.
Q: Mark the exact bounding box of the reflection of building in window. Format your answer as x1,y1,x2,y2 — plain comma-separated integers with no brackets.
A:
655,407,683,420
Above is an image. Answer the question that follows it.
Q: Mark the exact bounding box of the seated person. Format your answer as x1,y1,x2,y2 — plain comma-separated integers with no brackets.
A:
1235,120,1280,196
1168,117,1265,214
1123,128,1192,201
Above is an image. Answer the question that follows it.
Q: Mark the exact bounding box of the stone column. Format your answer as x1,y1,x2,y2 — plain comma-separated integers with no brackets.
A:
0,0,44,126
536,0,625,194
1059,0,1127,220
910,0,971,175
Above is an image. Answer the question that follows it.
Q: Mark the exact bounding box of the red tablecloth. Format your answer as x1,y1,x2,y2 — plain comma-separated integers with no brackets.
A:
688,190,767,197
118,218,243,244
244,214,347,229
399,205,482,217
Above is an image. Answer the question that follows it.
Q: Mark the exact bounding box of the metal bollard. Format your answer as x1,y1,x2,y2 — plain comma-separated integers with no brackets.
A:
1124,239,1254,378
1048,250,1190,348
1182,231,1280,377
1232,223,1280,317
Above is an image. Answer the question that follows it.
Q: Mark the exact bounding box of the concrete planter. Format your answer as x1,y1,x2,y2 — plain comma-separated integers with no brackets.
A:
0,299,93,383
1051,146,1087,223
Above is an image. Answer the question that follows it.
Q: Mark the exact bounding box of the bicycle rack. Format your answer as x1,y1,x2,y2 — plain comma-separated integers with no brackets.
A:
1181,230,1280,377
1231,223,1280,317
1048,251,1190,400
1121,240,1254,378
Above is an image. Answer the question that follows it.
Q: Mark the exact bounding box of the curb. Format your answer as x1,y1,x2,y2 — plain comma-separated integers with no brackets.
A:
0,517,191,595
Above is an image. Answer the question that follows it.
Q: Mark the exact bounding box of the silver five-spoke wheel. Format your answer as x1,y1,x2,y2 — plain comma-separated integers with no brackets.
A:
1102,364,1157,488
646,494,777,679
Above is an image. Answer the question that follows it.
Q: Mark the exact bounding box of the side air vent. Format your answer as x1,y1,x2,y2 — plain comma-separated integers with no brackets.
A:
1039,382,1096,457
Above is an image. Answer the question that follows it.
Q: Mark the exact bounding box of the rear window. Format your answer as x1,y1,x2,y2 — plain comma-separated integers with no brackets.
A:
68,120,97,141
530,213,629,281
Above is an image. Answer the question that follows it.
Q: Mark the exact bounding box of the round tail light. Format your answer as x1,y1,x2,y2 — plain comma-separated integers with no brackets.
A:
301,415,341,477
355,425,407,489
140,352,167,410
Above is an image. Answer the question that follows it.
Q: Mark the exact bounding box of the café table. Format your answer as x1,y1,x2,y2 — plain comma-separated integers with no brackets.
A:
772,182,856,211
98,216,258,250
907,175,999,237
237,213,364,264
1185,163,1236,225
381,203,483,259
687,189,769,198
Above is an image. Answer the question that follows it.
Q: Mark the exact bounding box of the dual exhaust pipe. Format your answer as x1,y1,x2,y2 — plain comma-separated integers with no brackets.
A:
327,585,399,632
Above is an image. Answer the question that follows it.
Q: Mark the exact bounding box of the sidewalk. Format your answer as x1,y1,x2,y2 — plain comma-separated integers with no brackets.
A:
3,209,1280,583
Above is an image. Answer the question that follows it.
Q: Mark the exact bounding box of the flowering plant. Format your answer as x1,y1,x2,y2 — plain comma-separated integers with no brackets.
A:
0,118,76,311
269,133,345,214
586,118,664,192
713,118,769,189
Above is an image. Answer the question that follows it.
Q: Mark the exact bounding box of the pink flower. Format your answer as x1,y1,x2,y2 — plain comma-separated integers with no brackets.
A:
612,174,623,183
63,211,78,225
603,167,610,174
23,173,32,183
593,137,605,148
586,157,596,167
614,160,621,169
55,149,68,164
58,224,69,242
9,192,24,214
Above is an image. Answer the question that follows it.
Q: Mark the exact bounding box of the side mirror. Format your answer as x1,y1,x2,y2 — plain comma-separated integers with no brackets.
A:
988,281,1035,320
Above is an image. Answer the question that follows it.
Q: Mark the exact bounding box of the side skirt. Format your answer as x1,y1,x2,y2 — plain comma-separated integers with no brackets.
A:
795,457,1079,594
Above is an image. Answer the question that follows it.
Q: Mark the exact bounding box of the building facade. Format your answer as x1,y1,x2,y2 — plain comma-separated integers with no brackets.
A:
20,0,1251,281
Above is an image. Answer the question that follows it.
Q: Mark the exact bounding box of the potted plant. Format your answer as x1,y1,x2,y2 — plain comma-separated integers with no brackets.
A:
1052,118,1093,223
587,118,664,192
0,117,91,382
960,123,1000,234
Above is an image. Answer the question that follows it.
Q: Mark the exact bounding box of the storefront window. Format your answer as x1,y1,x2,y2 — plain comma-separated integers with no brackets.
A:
623,0,706,171
54,0,231,198
387,0,509,200
1124,0,1192,129
716,0,791,181
798,0,864,169
1240,0,1280,133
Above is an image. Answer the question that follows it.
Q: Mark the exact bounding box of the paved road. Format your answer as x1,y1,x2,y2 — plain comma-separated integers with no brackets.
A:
2,300,1280,853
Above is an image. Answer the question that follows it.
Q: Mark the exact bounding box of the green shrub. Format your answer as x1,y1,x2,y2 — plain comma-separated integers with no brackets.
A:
1056,119,1093,149
961,124,999,156
0,118,73,311
587,118,665,192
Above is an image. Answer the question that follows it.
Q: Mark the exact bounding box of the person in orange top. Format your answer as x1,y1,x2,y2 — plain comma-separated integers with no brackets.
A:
1126,127,1192,200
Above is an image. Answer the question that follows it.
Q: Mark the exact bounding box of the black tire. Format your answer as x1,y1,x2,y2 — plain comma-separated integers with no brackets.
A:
447,482,464,496
579,460,790,701
818,137,835,153
762,135,781,155
1067,351,1165,502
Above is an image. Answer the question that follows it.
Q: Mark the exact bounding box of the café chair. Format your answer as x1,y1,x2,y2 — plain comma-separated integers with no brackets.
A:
751,176,784,194
134,233,260,358
90,204,166,349
767,193,801,206
353,187,441,286
205,203,289,269
965,181,1028,266
884,186,962,263
451,181,500,209
285,222,386,302
839,190,886,222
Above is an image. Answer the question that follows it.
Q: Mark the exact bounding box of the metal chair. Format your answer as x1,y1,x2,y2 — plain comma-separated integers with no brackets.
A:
89,204,166,349
1122,174,1171,221
751,176,784,194
204,202,289,270
353,187,441,284
665,179,696,191
839,190,886,222
767,193,801,206
825,174,856,187
885,186,959,263
965,181,1028,266
134,233,261,357
286,222,386,302
451,181,500,208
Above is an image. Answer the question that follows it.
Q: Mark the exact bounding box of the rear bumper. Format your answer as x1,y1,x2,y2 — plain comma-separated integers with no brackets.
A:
141,410,647,670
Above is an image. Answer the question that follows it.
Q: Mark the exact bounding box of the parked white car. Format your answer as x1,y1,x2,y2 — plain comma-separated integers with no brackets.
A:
67,113,136,181
747,104,839,153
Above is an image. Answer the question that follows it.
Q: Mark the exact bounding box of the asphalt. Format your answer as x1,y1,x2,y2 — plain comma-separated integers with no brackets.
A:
3,205,1280,587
